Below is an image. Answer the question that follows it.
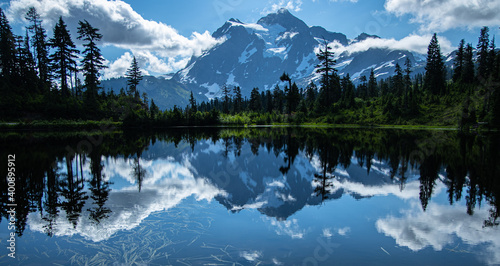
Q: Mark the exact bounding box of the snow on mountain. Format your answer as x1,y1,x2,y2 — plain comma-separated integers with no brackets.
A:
170,8,432,100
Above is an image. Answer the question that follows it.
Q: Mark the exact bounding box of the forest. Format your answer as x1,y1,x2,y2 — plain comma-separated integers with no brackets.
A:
1,7,499,130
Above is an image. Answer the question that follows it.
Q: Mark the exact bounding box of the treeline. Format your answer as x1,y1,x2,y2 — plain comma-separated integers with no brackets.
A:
193,31,500,129
1,6,499,128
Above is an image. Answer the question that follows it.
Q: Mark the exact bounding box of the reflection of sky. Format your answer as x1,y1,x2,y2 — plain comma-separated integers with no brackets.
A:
376,201,500,265
29,156,226,242
19,138,500,265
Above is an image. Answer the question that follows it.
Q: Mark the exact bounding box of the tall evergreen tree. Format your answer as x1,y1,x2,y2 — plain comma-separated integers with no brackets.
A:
16,31,37,91
477,26,490,80
189,91,197,112
341,74,355,108
77,20,106,101
233,86,242,113
49,17,79,96
404,57,412,96
488,37,496,80
26,7,50,89
315,39,337,104
249,87,261,112
358,75,368,100
221,85,231,113
0,8,17,82
424,33,446,95
286,82,300,114
273,84,284,113
125,56,142,96
368,68,377,98
463,43,475,84
393,63,404,96
453,39,465,83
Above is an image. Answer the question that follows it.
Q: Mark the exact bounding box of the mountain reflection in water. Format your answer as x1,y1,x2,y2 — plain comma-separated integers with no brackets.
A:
0,127,499,265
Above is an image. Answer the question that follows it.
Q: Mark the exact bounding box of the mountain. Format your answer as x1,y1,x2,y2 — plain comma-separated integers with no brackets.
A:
101,76,206,110
172,8,429,99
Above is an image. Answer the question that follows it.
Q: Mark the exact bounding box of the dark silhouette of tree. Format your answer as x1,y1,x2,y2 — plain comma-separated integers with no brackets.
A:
419,155,440,211
26,7,50,91
368,68,377,98
49,17,79,96
87,151,111,224
77,20,106,104
424,33,445,95
59,153,88,228
131,157,147,192
42,165,60,237
0,8,17,83
249,87,261,111
233,86,242,113
453,39,465,83
315,39,337,105
221,85,231,113
126,56,143,96
477,26,490,79
340,74,354,108
462,43,475,84
273,84,284,113
393,63,404,97
189,91,197,112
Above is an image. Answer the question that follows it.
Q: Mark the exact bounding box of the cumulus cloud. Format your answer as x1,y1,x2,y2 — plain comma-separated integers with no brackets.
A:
376,202,500,265
385,0,500,32
262,0,303,15
28,157,227,242
326,34,454,56
7,0,224,77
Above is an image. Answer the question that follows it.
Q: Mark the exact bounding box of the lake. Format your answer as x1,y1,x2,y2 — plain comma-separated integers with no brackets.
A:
1,127,499,265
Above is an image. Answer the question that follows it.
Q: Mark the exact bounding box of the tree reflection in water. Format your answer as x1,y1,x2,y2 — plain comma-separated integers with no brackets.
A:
0,127,499,235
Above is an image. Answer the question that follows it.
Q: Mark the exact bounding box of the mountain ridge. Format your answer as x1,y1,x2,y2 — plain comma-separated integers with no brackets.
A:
103,9,458,109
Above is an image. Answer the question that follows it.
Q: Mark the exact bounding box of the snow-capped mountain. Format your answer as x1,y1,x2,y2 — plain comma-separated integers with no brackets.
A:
172,8,428,99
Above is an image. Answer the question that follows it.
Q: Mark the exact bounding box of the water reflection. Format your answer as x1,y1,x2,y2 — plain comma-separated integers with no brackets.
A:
1,127,499,264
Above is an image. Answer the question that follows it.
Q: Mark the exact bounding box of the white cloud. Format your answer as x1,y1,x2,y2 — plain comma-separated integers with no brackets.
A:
327,34,454,56
262,0,303,15
267,217,305,239
240,250,262,262
337,227,350,236
7,0,224,75
376,202,500,265
385,0,500,33
28,157,227,242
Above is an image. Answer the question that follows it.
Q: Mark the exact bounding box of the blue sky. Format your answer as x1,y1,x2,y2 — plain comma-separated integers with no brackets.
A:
2,0,500,78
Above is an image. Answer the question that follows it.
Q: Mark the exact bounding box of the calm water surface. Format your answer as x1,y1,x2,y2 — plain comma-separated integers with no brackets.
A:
0,127,499,265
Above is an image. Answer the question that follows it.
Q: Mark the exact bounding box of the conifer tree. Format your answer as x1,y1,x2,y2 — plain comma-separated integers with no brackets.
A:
368,68,377,98
17,31,37,91
393,63,404,96
424,33,445,95
49,17,79,96
463,43,475,84
126,56,142,96
249,87,261,112
273,84,284,113
404,57,412,97
0,8,17,82
77,20,106,101
189,91,197,112
453,39,465,83
477,26,490,80
221,85,231,114
233,86,242,113
315,39,337,104
26,7,50,89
